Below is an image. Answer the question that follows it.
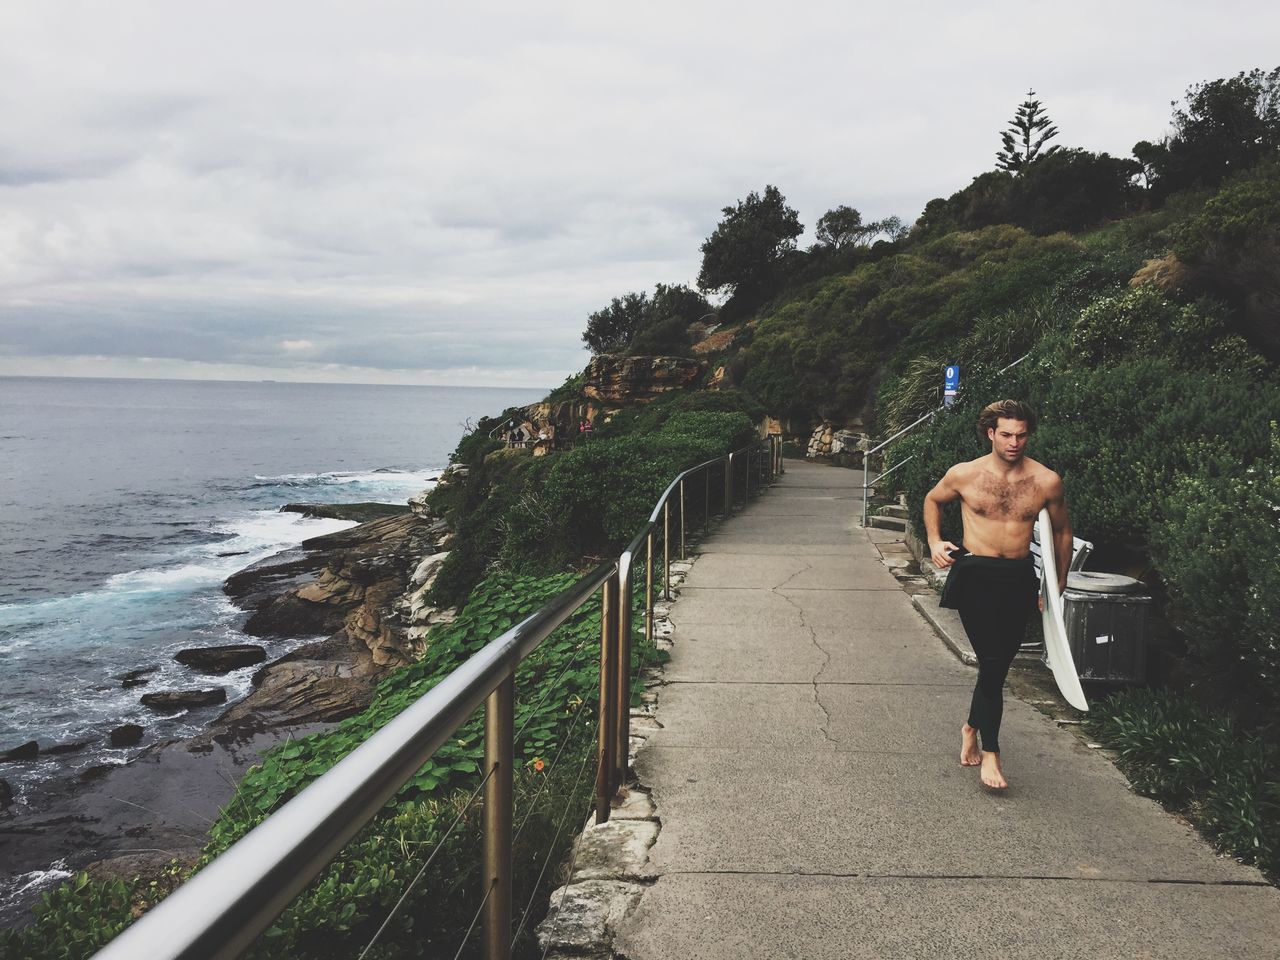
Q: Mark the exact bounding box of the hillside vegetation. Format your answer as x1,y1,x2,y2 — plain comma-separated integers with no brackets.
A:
9,68,1278,957
584,72,1279,714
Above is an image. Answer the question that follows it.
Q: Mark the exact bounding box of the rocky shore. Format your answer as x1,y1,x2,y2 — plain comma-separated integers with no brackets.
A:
0,479,462,927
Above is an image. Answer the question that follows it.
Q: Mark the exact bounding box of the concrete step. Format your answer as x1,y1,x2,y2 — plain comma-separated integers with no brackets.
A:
879,504,908,520
868,514,907,531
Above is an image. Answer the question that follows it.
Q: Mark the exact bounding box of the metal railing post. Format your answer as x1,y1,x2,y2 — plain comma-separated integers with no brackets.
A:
482,674,514,960
662,501,671,601
679,478,686,560
862,456,871,528
645,531,654,645
725,453,734,515
596,576,617,823
704,466,710,534
613,565,630,791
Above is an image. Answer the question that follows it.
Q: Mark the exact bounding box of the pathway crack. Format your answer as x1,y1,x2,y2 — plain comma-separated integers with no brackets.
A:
773,564,836,745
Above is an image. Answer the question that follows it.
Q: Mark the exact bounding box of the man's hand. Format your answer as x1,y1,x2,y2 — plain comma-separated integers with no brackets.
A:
930,541,960,569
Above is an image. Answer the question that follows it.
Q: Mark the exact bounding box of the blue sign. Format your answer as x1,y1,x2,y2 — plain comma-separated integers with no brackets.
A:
944,364,960,406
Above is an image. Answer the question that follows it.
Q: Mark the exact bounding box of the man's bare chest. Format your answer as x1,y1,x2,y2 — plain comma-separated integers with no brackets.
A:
964,472,1042,521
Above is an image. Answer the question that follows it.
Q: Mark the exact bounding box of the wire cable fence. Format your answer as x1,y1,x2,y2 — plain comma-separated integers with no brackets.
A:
89,436,782,960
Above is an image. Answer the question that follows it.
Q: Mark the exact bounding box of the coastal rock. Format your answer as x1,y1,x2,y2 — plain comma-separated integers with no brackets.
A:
582,355,706,406
117,666,160,688
45,740,92,756
410,551,449,587
214,634,383,732
224,547,329,609
0,778,12,808
281,502,409,522
2,741,38,763
109,724,145,747
175,644,267,674
235,513,445,667
140,689,227,711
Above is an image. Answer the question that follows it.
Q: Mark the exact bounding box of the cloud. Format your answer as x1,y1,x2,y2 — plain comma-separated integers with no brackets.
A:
0,1,1277,385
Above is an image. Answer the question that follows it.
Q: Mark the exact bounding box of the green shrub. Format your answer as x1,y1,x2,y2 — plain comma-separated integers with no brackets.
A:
537,422,748,556
1072,284,1266,376
1150,424,1280,681
1087,689,1279,879
0,873,137,959
745,226,1082,422
1034,359,1275,548
543,372,585,405
1173,159,1280,358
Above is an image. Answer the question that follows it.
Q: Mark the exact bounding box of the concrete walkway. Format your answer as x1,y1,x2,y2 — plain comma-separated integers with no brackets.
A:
615,460,1278,960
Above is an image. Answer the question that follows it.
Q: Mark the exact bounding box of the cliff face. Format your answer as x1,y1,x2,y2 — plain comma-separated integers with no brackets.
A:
582,354,706,406
228,512,449,667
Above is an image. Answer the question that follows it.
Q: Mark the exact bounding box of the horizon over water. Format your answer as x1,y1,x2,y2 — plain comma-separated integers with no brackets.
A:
0,375,543,800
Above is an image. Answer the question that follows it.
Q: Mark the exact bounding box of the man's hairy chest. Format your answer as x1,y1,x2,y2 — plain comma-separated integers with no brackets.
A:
964,472,1043,521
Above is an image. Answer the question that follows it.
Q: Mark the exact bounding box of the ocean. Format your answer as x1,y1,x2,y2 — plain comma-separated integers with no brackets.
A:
0,376,543,797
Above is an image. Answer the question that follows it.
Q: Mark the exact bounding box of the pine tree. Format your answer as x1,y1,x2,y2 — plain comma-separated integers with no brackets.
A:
996,90,1061,172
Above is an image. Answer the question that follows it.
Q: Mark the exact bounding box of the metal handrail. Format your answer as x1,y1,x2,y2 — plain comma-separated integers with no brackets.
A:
860,352,1033,525
93,433,781,960
93,559,616,960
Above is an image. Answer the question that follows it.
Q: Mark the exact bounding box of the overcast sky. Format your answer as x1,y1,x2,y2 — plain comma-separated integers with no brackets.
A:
1,2,1276,388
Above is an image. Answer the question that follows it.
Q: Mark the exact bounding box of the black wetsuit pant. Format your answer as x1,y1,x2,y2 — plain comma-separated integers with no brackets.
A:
940,554,1038,754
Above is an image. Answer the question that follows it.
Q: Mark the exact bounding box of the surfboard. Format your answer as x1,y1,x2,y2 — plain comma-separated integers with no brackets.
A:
1038,508,1089,712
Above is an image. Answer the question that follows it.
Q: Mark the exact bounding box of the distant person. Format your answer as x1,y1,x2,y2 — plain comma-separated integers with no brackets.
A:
583,419,594,439
922,399,1072,790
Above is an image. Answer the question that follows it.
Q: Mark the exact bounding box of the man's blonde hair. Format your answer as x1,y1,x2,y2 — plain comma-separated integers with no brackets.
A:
978,399,1037,436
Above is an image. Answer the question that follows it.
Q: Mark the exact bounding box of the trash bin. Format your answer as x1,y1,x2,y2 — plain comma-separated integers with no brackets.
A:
1053,572,1152,684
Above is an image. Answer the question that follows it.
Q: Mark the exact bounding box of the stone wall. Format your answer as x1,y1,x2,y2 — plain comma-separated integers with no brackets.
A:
806,421,869,460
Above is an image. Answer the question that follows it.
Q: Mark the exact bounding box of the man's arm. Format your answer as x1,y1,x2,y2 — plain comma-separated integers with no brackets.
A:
923,466,962,569
1045,472,1072,595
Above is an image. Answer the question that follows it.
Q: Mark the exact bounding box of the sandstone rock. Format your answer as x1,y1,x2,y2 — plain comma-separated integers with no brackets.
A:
2,741,38,762
582,355,706,406
140,689,227,711
216,658,372,730
537,880,646,955
410,551,449,587
174,644,267,674
609,787,657,821
109,724,145,747
223,547,328,606
568,819,659,882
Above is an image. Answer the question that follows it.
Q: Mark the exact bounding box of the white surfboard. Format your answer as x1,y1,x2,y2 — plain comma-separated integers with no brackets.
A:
1038,508,1089,712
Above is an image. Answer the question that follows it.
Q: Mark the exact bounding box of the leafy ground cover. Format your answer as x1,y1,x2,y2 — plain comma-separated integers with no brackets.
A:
3,571,664,959
1087,690,1279,881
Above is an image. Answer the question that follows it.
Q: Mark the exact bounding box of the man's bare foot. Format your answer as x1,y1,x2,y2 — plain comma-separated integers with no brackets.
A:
960,724,982,766
980,751,1008,789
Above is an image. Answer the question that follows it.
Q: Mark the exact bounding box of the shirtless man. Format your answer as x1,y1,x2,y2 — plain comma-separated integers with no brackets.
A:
923,399,1072,789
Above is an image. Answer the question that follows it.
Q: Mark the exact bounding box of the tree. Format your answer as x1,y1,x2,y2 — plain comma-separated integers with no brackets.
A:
581,292,649,354
1009,148,1142,233
580,283,712,356
1135,67,1280,198
696,185,803,303
647,283,712,327
815,205,865,248
996,90,1061,173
